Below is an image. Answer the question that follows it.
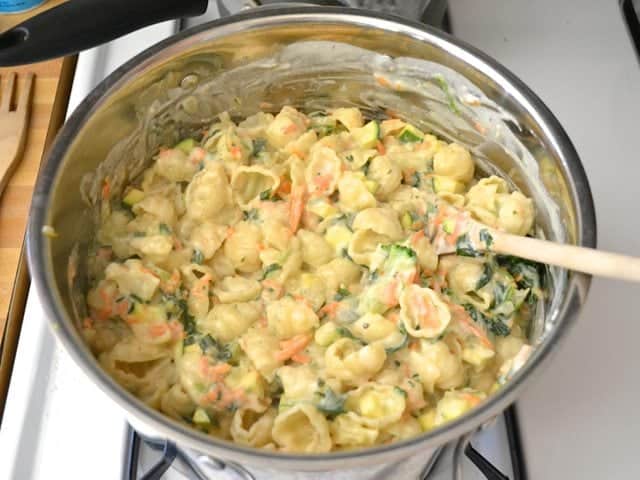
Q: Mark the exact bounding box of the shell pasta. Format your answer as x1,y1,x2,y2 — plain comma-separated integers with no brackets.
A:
83,107,542,452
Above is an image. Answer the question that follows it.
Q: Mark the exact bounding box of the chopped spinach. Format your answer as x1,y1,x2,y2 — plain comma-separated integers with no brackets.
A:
315,387,346,418
132,231,146,238
476,263,493,290
362,159,371,176
198,334,234,362
243,208,259,221
493,282,514,307
191,249,204,265
198,334,217,353
340,248,354,262
259,189,272,201
479,228,493,249
385,325,408,354
394,386,408,398
345,154,354,163
463,303,511,337
410,171,421,188
183,335,197,347
260,263,281,280
336,326,356,340
496,255,543,290
159,223,172,235
334,286,351,301
252,138,267,157
456,233,481,258
180,312,197,338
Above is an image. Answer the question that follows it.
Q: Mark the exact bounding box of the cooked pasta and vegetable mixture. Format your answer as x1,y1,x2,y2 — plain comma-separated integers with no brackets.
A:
83,106,543,452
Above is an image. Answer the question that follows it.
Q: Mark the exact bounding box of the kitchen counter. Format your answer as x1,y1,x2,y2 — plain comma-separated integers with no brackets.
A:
450,0,640,478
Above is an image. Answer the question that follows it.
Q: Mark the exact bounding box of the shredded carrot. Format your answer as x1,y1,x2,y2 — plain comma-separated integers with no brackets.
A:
383,280,399,307
462,393,482,407
408,340,420,351
320,301,340,318
82,317,93,329
173,238,183,250
291,352,311,364
289,185,306,233
283,123,298,134
101,179,111,201
376,140,386,155
274,333,312,362
226,226,235,238
452,305,494,350
410,293,438,330
149,323,169,338
209,363,232,377
277,179,292,195
292,294,312,309
258,316,268,328
313,174,333,192
114,300,130,318
190,147,206,164
168,320,184,340
403,267,419,284
410,230,425,246
230,145,242,159
140,266,159,278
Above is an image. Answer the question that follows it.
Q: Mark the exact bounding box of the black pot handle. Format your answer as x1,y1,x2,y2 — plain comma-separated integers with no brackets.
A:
0,0,209,66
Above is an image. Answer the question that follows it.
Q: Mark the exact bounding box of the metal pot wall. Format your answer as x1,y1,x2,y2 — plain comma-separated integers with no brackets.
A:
26,7,595,476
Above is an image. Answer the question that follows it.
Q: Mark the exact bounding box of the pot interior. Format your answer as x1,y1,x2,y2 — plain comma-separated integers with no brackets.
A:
29,9,593,470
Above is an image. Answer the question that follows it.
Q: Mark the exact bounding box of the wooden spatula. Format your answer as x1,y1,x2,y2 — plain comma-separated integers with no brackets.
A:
428,198,640,282
0,72,34,198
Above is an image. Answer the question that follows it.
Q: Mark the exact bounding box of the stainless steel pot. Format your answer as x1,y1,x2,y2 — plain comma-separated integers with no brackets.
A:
26,7,596,478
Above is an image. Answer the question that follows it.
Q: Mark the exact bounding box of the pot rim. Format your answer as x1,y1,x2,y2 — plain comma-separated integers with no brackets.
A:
26,6,596,468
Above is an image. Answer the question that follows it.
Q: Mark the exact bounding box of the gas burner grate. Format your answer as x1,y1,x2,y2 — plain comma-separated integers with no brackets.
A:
123,406,526,480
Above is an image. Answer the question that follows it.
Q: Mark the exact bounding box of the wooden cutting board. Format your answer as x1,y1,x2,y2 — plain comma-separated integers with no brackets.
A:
0,0,76,418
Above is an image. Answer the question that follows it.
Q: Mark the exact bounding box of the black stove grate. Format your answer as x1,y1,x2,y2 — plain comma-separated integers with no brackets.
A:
122,406,526,480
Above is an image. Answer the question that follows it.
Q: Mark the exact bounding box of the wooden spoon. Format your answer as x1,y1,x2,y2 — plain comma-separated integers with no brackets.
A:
427,200,640,283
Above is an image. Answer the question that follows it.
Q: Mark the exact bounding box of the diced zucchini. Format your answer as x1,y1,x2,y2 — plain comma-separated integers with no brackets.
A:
192,407,211,425
122,188,145,206
442,218,456,234
432,175,465,194
418,409,437,431
397,124,424,143
307,198,339,219
364,179,379,194
351,121,380,149
401,211,413,229
315,321,340,346
175,138,198,154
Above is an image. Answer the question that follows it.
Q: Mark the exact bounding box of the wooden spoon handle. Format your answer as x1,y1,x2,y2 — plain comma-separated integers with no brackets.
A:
492,232,640,282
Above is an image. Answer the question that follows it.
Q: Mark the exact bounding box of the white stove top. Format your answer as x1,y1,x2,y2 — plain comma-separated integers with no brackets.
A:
2,1,640,479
